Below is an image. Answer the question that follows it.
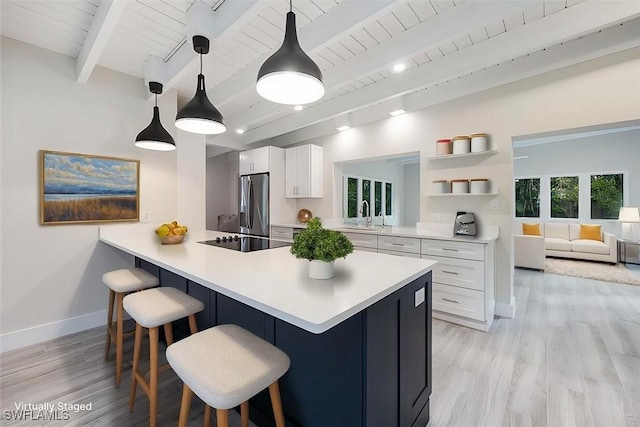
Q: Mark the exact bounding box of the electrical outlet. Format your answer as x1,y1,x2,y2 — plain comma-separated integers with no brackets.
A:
141,211,150,222
490,199,499,210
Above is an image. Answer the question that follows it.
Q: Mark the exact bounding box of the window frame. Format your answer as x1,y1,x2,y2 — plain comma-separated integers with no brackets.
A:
343,174,395,221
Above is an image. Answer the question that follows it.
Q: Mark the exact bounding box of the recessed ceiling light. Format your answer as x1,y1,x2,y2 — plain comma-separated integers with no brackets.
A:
389,109,406,116
393,63,406,73
236,129,245,134
336,125,351,131
294,105,303,111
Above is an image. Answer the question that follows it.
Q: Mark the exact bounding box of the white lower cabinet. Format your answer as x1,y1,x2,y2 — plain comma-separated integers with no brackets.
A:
422,238,495,331
342,232,378,250
378,235,421,255
432,284,485,321
378,249,421,258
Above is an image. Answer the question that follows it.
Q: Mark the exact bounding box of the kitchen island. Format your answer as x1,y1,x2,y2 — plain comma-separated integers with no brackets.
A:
99,224,435,427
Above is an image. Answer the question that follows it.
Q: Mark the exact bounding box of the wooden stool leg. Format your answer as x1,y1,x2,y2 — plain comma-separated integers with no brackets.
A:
149,327,159,427
216,409,229,427
203,405,211,427
241,401,249,427
188,314,198,334
163,323,174,346
115,292,125,387
177,383,193,427
129,323,143,413
269,381,285,427
104,289,115,360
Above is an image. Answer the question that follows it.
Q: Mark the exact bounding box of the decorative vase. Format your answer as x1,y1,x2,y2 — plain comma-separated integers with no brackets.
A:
308,260,335,279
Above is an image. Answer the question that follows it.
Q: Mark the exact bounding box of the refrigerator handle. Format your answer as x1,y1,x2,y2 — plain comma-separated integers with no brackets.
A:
249,179,254,229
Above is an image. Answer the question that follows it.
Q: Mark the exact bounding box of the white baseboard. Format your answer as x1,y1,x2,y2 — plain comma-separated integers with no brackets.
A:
495,297,516,318
0,310,107,353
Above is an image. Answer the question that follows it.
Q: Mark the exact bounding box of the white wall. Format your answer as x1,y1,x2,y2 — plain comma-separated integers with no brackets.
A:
403,163,420,226
0,37,178,349
268,51,640,314
206,152,240,230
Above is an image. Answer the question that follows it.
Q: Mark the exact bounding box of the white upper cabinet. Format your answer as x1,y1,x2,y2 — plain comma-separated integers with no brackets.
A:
239,146,270,175
285,144,323,198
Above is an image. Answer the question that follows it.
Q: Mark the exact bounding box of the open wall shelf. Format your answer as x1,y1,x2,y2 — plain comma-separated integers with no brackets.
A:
425,149,498,161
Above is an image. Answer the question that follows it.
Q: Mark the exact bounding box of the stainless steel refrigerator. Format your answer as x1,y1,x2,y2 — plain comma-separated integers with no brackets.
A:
239,173,269,237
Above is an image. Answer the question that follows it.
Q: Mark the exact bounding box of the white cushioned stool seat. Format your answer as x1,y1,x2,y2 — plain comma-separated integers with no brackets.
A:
166,324,291,410
123,287,204,328
102,268,159,293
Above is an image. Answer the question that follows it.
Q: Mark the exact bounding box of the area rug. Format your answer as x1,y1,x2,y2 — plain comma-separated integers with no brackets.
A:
544,258,640,285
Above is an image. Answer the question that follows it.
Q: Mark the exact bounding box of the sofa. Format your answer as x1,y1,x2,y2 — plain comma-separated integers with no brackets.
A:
514,222,618,269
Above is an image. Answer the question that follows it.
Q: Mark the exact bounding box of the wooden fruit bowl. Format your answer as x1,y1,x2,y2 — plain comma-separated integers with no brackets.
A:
159,234,185,245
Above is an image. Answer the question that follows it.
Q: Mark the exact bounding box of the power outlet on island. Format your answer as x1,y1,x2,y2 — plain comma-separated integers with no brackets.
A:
141,211,151,222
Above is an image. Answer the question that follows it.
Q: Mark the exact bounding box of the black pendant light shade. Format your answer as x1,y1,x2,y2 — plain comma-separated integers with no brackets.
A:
256,8,324,105
175,36,226,135
135,82,176,151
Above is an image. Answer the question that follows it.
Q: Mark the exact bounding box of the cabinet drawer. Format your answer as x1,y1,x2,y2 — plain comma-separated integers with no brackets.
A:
354,247,378,253
271,227,293,240
378,236,421,254
426,255,484,291
343,232,378,249
433,283,485,321
421,239,484,261
378,249,421,258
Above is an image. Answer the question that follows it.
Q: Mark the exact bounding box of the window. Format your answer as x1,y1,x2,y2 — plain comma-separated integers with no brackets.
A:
515,178,540,217
550,176,579,218
591,174,623,219
344,175,393,219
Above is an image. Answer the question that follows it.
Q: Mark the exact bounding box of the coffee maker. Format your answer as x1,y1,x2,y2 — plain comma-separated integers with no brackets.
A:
453,212,477,237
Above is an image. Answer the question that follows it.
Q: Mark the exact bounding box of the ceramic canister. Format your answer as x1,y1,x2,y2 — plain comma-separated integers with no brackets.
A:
470,179,490,194
432,180,450,194
452,136,471,154
451,179,470,194
436,139,452,155
470,133,488,152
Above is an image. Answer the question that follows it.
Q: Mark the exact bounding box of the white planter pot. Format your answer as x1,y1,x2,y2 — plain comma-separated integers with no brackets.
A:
309,260,335,279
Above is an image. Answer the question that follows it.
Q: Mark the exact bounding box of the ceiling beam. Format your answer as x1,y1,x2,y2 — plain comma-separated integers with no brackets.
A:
221,0,536,134
146,0,263,97
211,0,640,146
209,0,400,107
76,0,127,83
265,27,640,149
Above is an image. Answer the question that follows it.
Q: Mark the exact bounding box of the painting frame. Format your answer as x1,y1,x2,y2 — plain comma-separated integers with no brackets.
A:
39,150,140,225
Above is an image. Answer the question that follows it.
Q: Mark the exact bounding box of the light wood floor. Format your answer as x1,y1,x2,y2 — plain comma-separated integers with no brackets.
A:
1,269,639,426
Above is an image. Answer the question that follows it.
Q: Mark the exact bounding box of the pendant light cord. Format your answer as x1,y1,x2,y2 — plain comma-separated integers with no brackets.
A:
289,0,292,12
154,92,157,108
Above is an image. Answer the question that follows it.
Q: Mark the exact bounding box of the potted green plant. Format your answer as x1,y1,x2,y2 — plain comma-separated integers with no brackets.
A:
290,217,354,279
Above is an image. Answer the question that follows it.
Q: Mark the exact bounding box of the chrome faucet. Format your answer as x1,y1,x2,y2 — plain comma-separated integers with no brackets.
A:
379,210,386,228
360,200,372,225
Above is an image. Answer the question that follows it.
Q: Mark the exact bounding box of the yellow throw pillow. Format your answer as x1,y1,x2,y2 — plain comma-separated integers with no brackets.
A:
580,224,602,241
522,223,541,236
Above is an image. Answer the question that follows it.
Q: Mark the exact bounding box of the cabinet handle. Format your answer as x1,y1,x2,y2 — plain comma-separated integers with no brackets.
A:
442,248,458,252
442,298,459,304
391,243,405,246
442,270,459,275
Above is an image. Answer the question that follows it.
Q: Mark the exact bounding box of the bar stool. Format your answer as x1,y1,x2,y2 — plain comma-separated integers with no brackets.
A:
103,268,159,387
123,287,205,427
166,324,290,427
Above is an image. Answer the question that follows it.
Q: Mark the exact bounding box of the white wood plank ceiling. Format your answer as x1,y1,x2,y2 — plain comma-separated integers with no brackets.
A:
2,0,640,149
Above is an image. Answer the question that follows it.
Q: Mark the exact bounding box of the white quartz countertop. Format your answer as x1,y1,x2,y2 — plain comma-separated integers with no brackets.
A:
272,223,499,243
99,224,436,334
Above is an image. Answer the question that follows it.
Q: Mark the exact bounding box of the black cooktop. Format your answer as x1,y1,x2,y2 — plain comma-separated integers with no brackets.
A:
198,235,290,253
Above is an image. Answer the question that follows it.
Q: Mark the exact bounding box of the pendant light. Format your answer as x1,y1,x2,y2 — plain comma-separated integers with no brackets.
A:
175,35,226,135
256,0,324,105
135,82,176,151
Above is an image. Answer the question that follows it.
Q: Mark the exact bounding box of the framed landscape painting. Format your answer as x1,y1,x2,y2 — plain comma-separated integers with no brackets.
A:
40,150,139,224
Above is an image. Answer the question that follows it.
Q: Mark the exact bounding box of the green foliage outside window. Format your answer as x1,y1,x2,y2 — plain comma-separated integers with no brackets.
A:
551,176,579,218
347,177,357,218
591,174,623,219
515,178,540,217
